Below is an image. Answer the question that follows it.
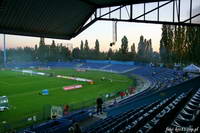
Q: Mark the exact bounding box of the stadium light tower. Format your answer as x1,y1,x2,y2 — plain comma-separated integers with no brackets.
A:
3,34,7,67
110,21,117,47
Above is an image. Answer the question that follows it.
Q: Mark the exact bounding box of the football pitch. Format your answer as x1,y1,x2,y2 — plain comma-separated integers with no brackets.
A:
0,68,133,130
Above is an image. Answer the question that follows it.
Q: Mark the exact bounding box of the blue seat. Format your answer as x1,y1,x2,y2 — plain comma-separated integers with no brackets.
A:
173,117,191,127
180,111,193,120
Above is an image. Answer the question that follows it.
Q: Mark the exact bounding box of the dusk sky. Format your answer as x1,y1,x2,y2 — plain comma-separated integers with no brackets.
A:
0,0,199,52
0,21,162,52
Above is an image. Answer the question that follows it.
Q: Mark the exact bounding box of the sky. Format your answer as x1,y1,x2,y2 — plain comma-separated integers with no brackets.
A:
0,21,162,52
0,0,199,52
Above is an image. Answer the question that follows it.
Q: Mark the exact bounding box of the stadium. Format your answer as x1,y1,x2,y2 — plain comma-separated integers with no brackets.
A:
0,0,200,133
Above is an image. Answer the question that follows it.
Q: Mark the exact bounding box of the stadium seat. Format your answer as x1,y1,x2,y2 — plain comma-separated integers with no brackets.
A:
137,93,188,132
166,88,200,131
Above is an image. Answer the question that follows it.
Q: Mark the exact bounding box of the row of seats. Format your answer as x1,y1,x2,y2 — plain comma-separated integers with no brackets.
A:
120,95,178,133
7,61,79,68
166,88,200,132
79,63,108,69
137,93,188,133
24,110,90,133
25,119,72,133
79,63,136,72
7,61,136,73
102,64,135,72
85,95,174,133
132,66,190,92
85,88,200,133
107,67,187,112
86,106,144,133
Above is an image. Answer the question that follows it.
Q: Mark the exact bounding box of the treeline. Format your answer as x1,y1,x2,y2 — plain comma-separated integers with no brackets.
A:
73,35,158,62
1,26,200,66
160,25,200,65
0,39,72,64
0,35,158,65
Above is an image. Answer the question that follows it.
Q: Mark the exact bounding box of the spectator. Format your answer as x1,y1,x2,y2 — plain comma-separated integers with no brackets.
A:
96,97,103,114
120,91,125,99
63,104,69,115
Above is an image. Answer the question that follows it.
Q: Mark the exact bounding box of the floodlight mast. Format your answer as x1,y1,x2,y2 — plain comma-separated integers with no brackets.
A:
3,34,6,68
110,21,117,47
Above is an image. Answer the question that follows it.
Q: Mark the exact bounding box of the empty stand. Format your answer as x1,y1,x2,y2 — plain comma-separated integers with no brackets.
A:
165,88,200,132
83,88,200,133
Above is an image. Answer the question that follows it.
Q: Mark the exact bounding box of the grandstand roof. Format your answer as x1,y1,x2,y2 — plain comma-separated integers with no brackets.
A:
0,0,167,39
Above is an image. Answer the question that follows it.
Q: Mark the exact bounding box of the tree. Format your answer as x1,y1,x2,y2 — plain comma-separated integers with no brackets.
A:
95,39,100,55
148,39,153,56
107,48,113,59
64,47,71,61
79,40,84,59
35,44,38,51
49,40,57,61
121,36,128,54
80,40,84,51
72,47,81,59
130,42,136,60
137,35,145,58
84,40,89,52
159,24,200,65
160,25,169,63
185,26,195,63
196,27,200,64
131,43,136,55
137,35,154,62
38,43,48,61
39,37,45,46
187,27,200,64
146,39,153,59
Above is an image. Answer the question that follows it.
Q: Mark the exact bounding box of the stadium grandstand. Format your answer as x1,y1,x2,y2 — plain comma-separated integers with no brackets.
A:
8,60,198,133
0,0,200,133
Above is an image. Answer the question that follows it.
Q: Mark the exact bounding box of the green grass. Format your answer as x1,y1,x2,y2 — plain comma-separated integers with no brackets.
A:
0,68,133,130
